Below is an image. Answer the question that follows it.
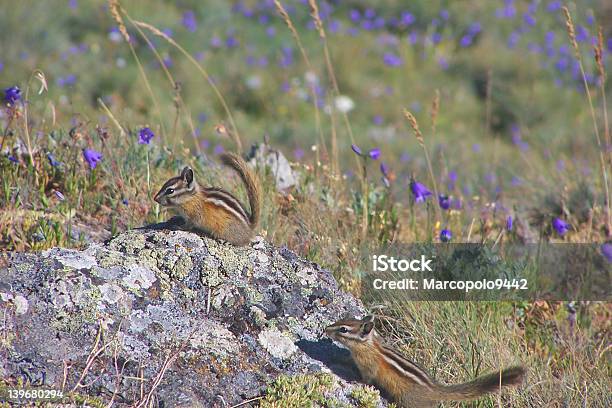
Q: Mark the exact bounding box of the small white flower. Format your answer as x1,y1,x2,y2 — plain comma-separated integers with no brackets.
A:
245,75,262,90
334,95,355,113
109,30,122,43
304,71,318,85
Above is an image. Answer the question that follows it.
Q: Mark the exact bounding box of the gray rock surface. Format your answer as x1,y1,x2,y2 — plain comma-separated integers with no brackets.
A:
0,229,388,407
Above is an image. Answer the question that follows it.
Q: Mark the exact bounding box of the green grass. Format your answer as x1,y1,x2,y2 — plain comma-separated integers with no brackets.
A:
0,0,610,407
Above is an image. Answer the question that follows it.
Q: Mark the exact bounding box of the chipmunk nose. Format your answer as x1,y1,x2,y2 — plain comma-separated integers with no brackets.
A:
153,193,161,204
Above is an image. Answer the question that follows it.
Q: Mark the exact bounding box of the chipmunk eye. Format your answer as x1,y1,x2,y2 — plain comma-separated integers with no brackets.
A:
338,327,349,333
165,188,175,195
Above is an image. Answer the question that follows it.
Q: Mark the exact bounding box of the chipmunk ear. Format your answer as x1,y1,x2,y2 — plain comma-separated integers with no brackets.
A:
361,315,375,336
181,167,194,186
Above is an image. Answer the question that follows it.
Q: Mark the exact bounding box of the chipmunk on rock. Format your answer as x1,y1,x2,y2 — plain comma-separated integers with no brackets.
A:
326,315,525,408
154,152,261,246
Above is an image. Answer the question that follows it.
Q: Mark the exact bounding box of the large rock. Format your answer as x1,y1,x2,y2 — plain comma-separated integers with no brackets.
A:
0,229,389,407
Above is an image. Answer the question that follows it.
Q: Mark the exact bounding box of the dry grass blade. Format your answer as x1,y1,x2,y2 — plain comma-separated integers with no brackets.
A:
108,0,130,42
126,16,199,153
562,6,611,233
129,19,242,151
562,7,578,58
108,0,166,144
403,108,440,221
595,26,610,166
403,109,425,148
308,0,326,39
431,89,440,134
273,0,327,169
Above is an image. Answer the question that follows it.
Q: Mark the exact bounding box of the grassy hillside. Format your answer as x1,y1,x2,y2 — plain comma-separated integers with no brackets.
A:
0,0,610,406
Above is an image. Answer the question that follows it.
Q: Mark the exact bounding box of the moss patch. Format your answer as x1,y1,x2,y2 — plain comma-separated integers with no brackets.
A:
349,385,382,408
260,373,339,408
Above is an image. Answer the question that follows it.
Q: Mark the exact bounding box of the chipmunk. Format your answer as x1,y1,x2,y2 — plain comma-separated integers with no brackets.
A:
326,316,525,408
153,152,261,246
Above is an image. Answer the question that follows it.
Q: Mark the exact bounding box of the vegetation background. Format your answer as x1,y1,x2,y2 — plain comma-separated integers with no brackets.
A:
0,0,610,406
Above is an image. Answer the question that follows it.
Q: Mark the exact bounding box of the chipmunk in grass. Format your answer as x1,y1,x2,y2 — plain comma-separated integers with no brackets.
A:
154,152,261,246
325,315,525,408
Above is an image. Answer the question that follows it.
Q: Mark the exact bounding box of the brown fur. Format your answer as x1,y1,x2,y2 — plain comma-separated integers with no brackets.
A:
153,153,261,246
326,317,525,408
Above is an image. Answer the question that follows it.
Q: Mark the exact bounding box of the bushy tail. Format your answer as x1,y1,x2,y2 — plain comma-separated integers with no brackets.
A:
435,366,525,401
220,152,261,227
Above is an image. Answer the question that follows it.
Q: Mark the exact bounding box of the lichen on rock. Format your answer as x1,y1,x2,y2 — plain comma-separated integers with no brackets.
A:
0,229,386,407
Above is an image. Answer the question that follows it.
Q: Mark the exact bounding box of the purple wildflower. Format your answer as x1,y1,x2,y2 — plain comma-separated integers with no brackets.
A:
586,13,594,26
210,36,222,48
383,53,403,67
468,22,482,35
54,190,65,201
508,32,520,48
328,20,341,34
225,35,239,48
349,9,361,23
547,1,562,13
47,152,61,167
8,155,18,164
552,218,570,236
600,243,612,263
213,144,225,155
368,148,381,160
575,25,589,42
496,1,517,19
460,34,473,47
373,17,386,29
278,46,294,68
506,215,513,231
351,144,363,156
4,86,21,106
182,11,197,32
439,195,451,210
408,31,419,45
440,229,452,242
83,149,103,169
438,57,449,70
294,148,304,160
410,180,432,203
523,13,536,26
361,20,374,31
138,127,155,145
401,11,415,26
380,162,389,178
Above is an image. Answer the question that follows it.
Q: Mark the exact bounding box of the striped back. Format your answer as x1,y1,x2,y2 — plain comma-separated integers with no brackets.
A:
326,316,434,389
202,187,250,226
